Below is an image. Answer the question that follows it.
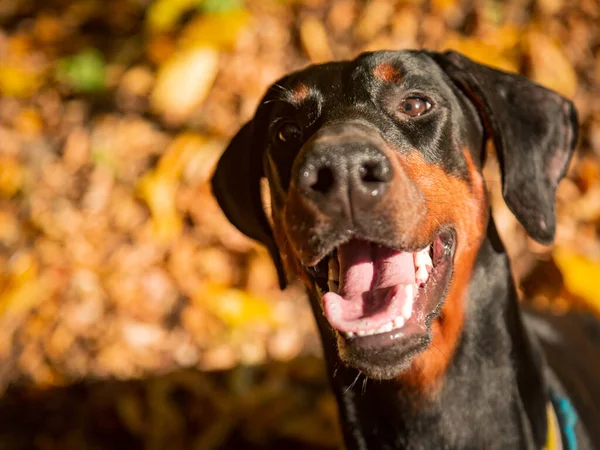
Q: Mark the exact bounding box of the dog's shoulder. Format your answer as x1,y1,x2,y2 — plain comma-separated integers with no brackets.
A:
523,307,600,448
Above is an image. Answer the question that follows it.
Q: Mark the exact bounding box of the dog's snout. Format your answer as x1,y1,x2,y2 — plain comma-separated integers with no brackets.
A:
297,142,393,211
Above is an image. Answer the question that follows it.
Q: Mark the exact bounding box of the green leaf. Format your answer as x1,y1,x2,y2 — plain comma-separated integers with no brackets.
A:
57,49,106,93
199,0,244,13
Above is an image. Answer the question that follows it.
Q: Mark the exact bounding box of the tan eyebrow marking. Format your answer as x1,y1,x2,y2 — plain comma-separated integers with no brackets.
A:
291,83,310,103
373,62,403,83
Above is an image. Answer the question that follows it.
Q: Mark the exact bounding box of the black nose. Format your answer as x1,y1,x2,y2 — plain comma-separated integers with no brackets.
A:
296,142,393,212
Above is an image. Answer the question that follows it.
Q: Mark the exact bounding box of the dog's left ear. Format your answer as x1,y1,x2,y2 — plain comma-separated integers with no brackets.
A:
211,121,287,289
431,50,579,244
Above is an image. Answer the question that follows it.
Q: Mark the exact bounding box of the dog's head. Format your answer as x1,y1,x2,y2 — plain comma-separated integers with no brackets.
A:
212,50,577,382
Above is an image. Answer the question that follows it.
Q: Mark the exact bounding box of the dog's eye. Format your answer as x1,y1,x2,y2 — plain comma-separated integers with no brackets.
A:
276,122,302,144
400,97,432,117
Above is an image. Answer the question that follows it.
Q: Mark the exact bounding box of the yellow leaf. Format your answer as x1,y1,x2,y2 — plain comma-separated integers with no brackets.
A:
443,35,519,73
195,283,275,328
432,0,458,11
0,156,24,197
137,172,182,240
0,252,42,318
553,247,600,313
146,0,196,33
0,280,44,317
525,29,578,98
179,11,250,52
0,65,42,97
151,47,219,124
300,17,333,63
157,132,206,178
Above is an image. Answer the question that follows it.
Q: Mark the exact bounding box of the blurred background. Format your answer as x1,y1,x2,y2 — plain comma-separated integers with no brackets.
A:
0,0,599,448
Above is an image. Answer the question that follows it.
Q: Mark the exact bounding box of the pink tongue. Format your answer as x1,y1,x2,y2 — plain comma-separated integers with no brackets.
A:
322,240,416,333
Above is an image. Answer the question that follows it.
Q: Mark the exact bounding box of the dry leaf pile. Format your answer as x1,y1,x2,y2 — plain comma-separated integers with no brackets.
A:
0,0,599,448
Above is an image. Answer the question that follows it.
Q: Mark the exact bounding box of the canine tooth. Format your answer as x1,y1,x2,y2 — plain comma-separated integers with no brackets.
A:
328,280,339,293
416,265,429,285
414,249,432,268
345,331,355,338
328,257,339,281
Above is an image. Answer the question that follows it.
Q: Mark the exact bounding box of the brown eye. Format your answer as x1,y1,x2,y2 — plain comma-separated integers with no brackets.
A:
276,122,302,144
400,97,432,117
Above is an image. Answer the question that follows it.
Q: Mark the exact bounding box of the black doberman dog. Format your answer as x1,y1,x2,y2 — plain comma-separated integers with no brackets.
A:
211,50,600,449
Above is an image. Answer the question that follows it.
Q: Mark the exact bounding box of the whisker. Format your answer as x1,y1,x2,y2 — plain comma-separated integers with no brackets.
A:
272,83,289,93
344,371,362,394
432,343,447,359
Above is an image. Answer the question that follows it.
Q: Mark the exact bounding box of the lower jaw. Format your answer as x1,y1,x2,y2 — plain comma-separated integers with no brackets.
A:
336,325,431,380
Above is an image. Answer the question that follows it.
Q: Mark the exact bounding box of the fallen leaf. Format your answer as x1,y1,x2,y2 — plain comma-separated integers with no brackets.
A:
151,47,219,124
200,0,244,13
525,29,578,97
300,17,333,63
179,10,250,52
0,65,42,97
137,171,182,241
157,132,206,178
57,49,106,93
195,283,275,328
354,0,394,41
443,35,519,72
0,156,24,197
553,247,600,314
146,0,197,33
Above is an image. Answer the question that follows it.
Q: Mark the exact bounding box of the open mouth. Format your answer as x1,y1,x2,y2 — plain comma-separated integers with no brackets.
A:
311,230,456,350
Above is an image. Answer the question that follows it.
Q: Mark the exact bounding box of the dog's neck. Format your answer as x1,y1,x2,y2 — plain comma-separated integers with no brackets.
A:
309,224,549,450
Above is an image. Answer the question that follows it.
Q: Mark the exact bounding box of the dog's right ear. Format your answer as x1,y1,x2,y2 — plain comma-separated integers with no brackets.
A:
211,121,287,289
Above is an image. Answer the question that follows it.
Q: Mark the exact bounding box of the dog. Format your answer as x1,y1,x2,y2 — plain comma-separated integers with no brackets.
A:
211,50,600,449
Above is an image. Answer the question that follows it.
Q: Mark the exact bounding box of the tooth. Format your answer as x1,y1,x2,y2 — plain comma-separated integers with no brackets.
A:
328,280,339,293
414,249,432,268
381,322,393,333
357,330,367,337
328,257,339,281
416,265,429,285
402,285,414,319
346,331,355,338
394,316,405,328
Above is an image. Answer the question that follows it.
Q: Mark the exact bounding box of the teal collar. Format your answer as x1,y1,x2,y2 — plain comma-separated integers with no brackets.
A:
548,389,578,450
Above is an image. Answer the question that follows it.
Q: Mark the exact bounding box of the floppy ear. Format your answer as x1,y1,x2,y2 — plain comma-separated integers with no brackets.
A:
211,121,287,289
431,50,579,244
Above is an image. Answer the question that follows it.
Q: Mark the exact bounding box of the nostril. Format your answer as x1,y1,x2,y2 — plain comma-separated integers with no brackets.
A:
359,162,391,184
311,166,335,194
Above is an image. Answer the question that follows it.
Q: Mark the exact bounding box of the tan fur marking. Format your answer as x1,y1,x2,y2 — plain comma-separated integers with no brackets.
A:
373,63,403,83
292,83,310,103
396,149,487,393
